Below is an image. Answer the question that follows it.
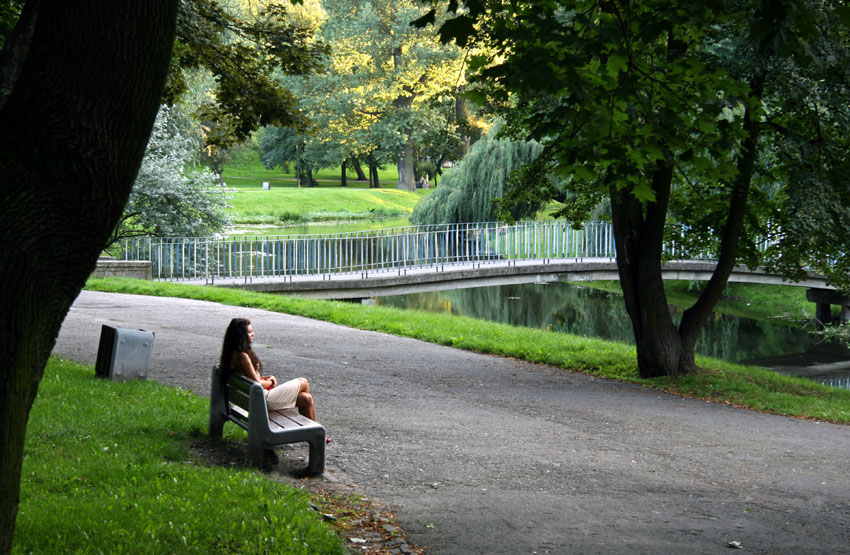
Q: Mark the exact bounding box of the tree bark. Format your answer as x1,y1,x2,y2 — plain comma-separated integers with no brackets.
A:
352,157,368,181
397,141,416,191
340,160,347,187
391,46,417,191
611,161,684,378
369,152,380,188
0,3,177,552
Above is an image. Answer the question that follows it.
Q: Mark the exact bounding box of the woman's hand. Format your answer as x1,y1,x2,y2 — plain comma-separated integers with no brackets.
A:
262,375,277,389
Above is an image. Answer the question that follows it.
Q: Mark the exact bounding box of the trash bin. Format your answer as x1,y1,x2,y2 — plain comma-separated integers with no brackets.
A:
95,325,154,381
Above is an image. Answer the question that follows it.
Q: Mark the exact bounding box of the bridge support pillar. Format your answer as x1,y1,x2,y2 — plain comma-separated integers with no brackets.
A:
806,288,850,326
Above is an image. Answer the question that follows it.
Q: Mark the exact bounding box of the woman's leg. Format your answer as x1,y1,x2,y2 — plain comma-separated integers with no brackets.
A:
294,378,316,420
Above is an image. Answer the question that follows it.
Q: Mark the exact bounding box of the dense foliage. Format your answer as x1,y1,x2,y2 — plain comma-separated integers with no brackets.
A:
259,0,472,189
421,0,850,376
111,106,231,244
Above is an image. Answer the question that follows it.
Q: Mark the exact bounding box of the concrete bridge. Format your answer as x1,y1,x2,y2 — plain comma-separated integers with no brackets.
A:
119,221,849,322
179,258,849,323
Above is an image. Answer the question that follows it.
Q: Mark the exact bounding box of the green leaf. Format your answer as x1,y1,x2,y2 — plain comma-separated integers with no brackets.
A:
606,53,628,78
439,15,477,47
631,182,657,204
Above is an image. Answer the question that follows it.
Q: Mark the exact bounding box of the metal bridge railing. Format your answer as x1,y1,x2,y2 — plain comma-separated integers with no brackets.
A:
120,221,713,282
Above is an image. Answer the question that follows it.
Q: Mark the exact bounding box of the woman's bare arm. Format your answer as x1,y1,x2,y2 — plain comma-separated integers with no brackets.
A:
235,352,274,388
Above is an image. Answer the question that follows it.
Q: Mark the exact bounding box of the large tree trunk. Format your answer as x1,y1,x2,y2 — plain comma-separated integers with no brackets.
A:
396,141,416,191
392,46,417,191
340,160,347,187
0,3,177,552
612,76,764,378
611,161,684,378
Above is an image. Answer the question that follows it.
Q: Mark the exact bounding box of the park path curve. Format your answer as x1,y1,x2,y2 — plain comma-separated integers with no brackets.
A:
54,291,850,554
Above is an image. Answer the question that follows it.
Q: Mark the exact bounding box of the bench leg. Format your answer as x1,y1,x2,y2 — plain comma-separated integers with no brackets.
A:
209,365,226,439
306,429,326,476
247,436,265,468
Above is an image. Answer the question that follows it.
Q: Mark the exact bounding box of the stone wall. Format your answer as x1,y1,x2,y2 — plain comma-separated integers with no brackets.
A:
92,257,152,280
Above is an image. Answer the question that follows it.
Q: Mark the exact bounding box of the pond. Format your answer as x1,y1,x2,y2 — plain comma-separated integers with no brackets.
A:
375,282,850,390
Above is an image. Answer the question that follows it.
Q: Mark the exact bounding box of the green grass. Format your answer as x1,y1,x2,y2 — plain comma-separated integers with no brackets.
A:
15,357,345,555
220,159,400,189
228,187,426,225
85,278,850,424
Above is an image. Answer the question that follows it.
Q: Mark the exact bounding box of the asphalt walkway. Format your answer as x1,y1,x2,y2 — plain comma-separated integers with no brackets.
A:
54,291,850,554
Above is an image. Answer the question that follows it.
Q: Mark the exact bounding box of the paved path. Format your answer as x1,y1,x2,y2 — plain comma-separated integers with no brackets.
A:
54,291,850,554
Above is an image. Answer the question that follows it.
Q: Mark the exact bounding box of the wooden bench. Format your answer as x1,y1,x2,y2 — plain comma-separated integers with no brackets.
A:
209,366,325,475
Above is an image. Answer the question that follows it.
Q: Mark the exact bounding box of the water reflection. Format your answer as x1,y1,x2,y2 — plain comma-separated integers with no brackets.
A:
375,282,850,389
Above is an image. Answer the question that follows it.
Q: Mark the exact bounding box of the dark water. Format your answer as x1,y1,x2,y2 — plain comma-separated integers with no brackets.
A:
375,282,850,389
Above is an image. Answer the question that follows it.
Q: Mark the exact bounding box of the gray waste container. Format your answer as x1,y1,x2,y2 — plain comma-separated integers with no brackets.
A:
95,325,154,381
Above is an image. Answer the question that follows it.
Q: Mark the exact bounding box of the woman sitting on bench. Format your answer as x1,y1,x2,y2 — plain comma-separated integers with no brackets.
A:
219,317,317,421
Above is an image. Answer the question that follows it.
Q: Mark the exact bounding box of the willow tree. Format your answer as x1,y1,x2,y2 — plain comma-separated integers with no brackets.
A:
421,0,850,378
411,122,543,224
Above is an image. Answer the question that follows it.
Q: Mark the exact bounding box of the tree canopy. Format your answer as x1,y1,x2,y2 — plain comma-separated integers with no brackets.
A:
423,0,850,377
259,0,470,189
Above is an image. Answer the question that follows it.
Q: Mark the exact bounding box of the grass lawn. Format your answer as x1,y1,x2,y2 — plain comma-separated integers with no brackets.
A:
85,278,850,424
220,159,400,189
16,357,345,554
228,187,426,225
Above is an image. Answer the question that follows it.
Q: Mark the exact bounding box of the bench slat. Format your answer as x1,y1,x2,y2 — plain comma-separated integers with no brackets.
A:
268,409,317,431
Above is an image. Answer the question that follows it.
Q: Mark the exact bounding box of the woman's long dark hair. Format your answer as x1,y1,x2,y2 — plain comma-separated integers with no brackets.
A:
219,318,262,381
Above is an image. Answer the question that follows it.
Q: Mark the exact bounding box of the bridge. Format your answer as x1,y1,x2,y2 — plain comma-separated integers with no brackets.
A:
119,221,849,321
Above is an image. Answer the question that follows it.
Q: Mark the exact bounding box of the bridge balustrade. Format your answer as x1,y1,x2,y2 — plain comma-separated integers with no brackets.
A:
120,221,711,281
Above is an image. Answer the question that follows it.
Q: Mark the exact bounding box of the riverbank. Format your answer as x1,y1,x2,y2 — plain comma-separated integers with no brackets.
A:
85,277,850,423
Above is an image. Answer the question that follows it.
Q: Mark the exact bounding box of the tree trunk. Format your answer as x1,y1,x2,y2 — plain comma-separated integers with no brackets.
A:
352,157,368,181
0,3,177,553
369,154,380,188
306,167,316,187
396,141,416,191
611,75,763,379
677,75,765,367
340,160,347,187
610,161,683,378
391,45,417,191
456,88,470,158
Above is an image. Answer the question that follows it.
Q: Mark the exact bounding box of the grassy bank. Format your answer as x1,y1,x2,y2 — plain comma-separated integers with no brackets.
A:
228,187,425,226
85,278,850,423
16,357,344,554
